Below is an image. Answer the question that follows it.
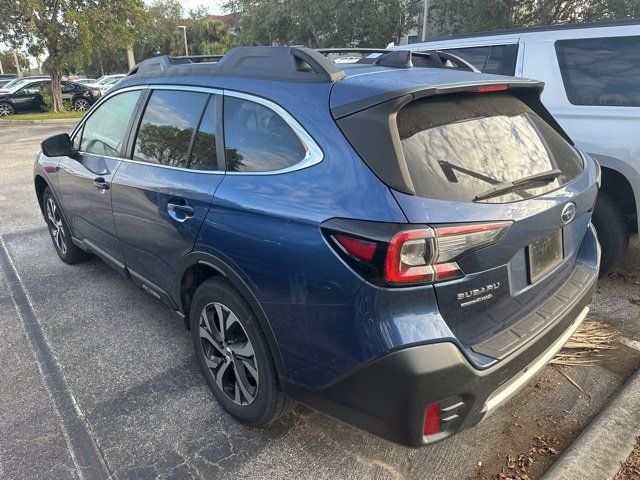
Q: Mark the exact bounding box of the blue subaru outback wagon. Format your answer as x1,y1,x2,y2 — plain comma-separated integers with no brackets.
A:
34,47,600,446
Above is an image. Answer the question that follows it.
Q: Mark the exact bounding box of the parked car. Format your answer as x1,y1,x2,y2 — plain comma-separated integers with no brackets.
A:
398,19,640,276
97,76,122,94
0,79,101,116
74,78,97,85
0,73,17,88
0,75,49,93
34,47,600,446
84,73,126,89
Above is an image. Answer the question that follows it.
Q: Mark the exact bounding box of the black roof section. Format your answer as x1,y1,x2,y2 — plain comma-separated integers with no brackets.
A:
126,46,478,83
129,47,346,83
418,18,640,43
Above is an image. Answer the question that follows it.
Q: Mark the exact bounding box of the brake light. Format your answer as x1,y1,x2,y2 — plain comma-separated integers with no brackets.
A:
385,221,512,285
334,235,377,261
423,402,441,436
323,219,512,287
475,84,508,93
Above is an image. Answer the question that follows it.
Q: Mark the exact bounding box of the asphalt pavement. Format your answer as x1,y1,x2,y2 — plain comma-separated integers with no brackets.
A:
1,121,639,480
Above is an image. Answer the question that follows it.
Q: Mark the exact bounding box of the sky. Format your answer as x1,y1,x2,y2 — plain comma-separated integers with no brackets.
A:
178,0,225,14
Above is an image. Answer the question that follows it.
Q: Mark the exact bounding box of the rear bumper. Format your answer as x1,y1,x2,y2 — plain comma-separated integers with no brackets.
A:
287,256,598,446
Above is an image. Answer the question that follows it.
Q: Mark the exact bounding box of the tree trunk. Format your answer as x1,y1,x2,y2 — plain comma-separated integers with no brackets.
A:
50,68,64,112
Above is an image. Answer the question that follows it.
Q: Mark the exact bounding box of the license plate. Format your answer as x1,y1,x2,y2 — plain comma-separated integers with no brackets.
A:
528,229,564,283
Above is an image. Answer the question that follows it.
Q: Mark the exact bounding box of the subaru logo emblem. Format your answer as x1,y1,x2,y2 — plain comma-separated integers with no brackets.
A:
561,202,576,224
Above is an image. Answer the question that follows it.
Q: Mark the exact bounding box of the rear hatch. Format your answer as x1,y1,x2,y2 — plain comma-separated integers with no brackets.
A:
332,74,598,363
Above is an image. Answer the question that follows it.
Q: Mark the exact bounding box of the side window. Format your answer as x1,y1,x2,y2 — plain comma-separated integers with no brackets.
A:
223,96,306,172
484,44,518,75
72,125,83,151
444,47,490,71
19,82,43,95
555,36,640,107
133,90,207,168
61,82,74,93
444,45,517,75
189,95,220,170
81,90,141,157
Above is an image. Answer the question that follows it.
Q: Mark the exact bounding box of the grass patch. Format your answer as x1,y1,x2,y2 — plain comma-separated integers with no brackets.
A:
2,111,84,121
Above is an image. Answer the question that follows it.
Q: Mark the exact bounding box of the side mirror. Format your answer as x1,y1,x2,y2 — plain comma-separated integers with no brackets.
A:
41,133,73,157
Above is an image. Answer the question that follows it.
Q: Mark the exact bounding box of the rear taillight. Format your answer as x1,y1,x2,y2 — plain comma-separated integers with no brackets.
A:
323,219,512,287
384,222,512,285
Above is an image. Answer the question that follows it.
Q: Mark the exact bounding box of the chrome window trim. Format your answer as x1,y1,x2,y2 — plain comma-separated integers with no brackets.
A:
71,83,324,176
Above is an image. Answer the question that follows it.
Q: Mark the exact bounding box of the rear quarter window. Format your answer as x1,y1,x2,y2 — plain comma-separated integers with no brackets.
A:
396,92,584,203
555,36,640,107
223,96,306,172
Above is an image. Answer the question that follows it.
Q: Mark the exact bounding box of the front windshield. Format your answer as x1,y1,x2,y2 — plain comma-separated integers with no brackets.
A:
94,75,109,84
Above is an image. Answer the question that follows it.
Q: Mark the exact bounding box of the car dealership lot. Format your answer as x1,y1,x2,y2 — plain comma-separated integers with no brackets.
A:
1,122,639,480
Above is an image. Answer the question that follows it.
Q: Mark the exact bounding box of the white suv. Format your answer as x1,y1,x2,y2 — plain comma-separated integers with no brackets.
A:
399,20,640,275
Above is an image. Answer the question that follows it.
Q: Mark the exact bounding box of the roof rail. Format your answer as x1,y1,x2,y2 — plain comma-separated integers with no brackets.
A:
127,46,346,83
316,48,478,72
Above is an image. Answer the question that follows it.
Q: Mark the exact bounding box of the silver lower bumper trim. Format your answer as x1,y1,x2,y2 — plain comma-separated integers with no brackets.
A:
483,305,589,413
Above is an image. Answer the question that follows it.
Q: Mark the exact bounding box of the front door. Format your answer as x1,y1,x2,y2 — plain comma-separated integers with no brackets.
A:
111,88,224,299
57,89,144,267
12,81,44,113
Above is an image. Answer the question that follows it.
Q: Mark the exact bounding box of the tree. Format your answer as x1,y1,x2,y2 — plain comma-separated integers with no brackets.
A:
0,0,145,112
133,0,233,60
187,18,233,55
428,0,640,36
225,0,422,48
0,49,29,74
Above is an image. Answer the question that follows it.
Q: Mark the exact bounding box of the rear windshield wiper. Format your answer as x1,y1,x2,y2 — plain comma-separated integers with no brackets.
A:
473,169,562,202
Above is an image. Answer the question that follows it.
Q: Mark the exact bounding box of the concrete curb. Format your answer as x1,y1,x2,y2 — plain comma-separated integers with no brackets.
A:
543,366,640,480
1,118,80,126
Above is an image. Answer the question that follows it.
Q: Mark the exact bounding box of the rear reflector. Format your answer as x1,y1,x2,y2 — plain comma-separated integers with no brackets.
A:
475,84,508,93
334,235,377,261
423,402,441,436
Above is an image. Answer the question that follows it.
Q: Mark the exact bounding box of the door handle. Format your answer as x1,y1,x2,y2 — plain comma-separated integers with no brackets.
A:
93,177,110,192
167,200,195,221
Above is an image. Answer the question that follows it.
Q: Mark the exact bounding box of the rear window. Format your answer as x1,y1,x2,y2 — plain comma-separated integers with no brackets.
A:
555,36,640,107
396,92,583,203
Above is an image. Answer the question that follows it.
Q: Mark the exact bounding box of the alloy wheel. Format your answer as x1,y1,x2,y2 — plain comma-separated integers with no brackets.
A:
198,302,259,405
46,197,67,255
0,104,13,117
74,99,90,112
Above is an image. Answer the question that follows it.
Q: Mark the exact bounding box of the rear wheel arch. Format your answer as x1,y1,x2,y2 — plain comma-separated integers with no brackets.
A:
177,252,286,378
600,166,637,231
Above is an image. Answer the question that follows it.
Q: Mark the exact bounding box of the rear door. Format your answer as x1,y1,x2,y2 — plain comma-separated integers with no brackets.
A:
57,89,144,267
111,87,224,302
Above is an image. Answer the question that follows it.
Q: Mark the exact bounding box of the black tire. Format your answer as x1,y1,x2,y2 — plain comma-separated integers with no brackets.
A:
592,191,629,278
43,187,92,264
0,102,15,117
190,277,294,426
